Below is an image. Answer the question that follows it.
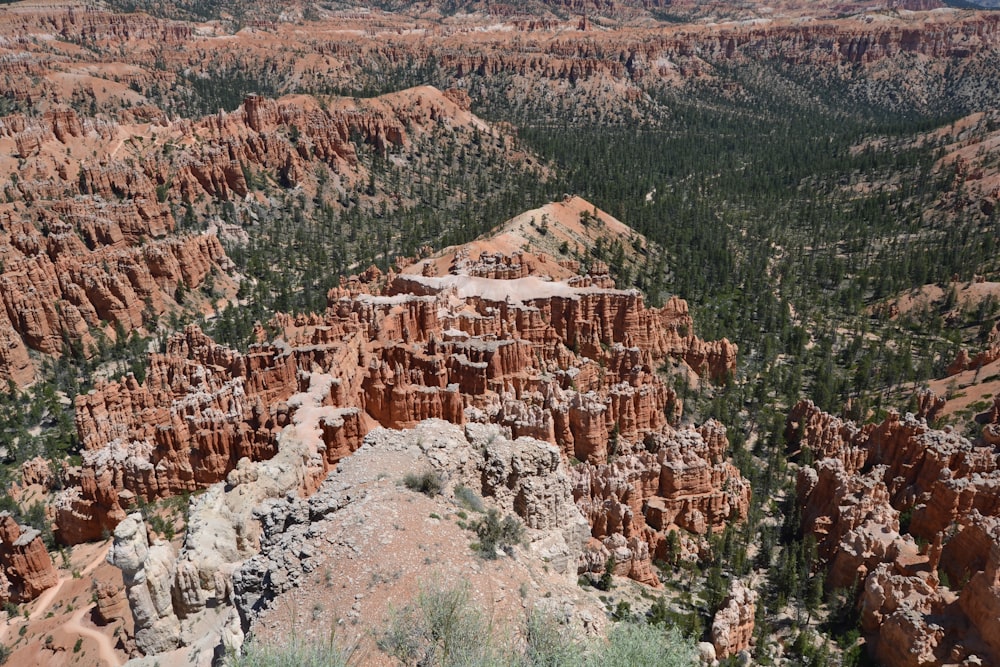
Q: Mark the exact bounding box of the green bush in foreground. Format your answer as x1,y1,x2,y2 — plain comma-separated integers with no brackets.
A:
233,637,351,667
473,508,525,559
237,582,696,667
591,622,697,667
375,581,697,667
402,470,444,497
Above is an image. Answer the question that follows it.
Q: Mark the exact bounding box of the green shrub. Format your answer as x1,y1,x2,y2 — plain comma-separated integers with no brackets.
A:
378,583,503,667
378,583,698,667
472,509,525,559
589,623,697,667
454,485,485,513
595,555,615,591
403,471,444,497
523,611,583,667
611,600,632,622
233,637,352,667
154,516,175,540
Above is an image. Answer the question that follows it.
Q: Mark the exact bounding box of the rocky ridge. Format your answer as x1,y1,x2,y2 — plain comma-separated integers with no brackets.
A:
43,202,752,660
230,421,597,661
63,220,744,556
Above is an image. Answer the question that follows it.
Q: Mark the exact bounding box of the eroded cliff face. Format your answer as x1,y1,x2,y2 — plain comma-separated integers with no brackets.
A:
58,325,294,544
572,420,750,587
0,103,236,365
1,86,496,210
0,194,230,386
60,235,745,593
790,399,1000,667
712,579,758,659
0,82,505,387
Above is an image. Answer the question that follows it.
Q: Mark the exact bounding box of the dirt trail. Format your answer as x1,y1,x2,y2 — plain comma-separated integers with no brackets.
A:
26,572,66,622
64,605,123,667
29,542,112,619
0,543,117,659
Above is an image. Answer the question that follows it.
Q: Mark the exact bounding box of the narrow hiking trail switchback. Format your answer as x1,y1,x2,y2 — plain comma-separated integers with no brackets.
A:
1,542,123,666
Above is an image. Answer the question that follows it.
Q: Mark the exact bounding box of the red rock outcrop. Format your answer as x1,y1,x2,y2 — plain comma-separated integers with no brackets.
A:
63,86,475,210
798,458,917,589
19,457,55,489
947,343,1000,377
0,182,233,385
0,1,997,130
0,512,59,604
57,325,295,544
792,400,1000,667
960,538,1000,663
570,420,750,585
860,561,948,667
8,457,61,504
790,400,1000,537
0,314,33,388
0,81,503,386
93,577,130,626
58,237,745,585
914,388,946,423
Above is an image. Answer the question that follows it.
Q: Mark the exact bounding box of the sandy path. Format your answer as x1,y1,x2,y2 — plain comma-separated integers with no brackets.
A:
0,543,115,650
64,605,123,667
108,136,127,158
28,542,112,620
26,571,66,621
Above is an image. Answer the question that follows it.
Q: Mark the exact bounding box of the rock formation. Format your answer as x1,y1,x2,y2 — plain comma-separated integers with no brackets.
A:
711,579,757,659
572,421,750,586
791,400,1000,666
947,340,1000,378
914,388,946,423
0,512,59,604
0,191,232,386
959,539,1000,663
93,578,129,626
56,324,295,543
108,513,181,655
59,237,744,572
42,221,752,662
0,77,502,387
